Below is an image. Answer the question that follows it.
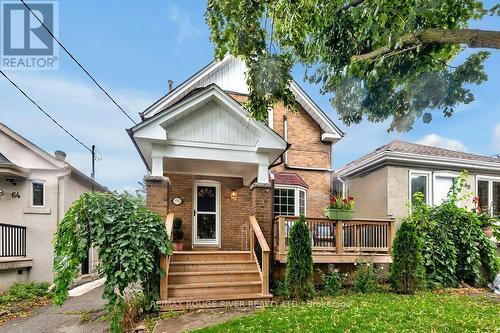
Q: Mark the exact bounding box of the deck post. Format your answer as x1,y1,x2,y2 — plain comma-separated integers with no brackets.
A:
336,220,344,254
262,251,269,294
278,217,285,255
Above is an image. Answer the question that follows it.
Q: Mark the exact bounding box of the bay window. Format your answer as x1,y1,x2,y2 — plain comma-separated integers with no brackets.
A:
274,186,307,216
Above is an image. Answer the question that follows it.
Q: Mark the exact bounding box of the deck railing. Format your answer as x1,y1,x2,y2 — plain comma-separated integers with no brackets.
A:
249,215,270,295
0,223,27,257
160,213,175,300
274,216,395,256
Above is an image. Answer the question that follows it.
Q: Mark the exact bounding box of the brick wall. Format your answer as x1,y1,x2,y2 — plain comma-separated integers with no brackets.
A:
250,184,273,245
145,176,169,220
165,173,252,250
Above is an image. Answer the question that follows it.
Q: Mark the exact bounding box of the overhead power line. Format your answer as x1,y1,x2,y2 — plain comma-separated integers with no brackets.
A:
20,0,137,125
0,70,92,153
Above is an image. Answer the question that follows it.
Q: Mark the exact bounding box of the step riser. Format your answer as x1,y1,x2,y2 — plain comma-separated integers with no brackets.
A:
172,254,251,262
168,284,262,297
169,273,260,284
169,263,256,272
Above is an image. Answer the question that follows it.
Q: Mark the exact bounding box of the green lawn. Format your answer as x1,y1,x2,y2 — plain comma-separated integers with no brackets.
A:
193,291,500,333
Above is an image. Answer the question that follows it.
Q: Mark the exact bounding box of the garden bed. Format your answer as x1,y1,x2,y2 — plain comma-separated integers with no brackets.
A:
191,289,500,332
0,282,53,324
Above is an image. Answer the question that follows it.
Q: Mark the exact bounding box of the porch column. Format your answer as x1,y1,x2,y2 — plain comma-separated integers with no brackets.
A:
250,183,273,246
145,175,170,220
151,156,164,177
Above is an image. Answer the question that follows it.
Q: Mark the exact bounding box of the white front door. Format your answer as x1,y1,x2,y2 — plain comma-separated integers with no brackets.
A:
193,181,220,247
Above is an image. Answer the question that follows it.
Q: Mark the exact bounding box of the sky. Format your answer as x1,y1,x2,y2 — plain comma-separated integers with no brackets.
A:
0,0,499,192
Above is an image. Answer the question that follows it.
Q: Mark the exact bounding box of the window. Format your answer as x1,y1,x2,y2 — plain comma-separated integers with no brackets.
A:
410,171,430,205
332,178,345,198
31,181,44,207
477,177,500,217
433,173,456,205
274,186,307,216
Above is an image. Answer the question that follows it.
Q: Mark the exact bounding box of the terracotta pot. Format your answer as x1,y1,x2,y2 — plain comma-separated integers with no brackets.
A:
482,226,494,239
173,241,184,251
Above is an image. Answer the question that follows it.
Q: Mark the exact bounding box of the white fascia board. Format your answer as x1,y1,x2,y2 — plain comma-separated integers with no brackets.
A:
289,80,344,138
142,56,230,118
336,151,500,177
321,133,342,142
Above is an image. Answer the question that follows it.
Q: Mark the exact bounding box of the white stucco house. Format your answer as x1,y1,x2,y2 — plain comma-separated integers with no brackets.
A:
0,122,106,291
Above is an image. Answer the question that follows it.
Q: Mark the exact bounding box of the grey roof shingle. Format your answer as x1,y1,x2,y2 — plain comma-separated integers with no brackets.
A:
337,140,500,174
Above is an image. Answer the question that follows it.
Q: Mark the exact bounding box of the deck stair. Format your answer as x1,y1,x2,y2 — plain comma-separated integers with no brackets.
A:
160,251,273,310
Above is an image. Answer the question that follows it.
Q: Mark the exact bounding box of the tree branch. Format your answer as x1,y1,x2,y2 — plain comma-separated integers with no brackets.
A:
351,28,500,61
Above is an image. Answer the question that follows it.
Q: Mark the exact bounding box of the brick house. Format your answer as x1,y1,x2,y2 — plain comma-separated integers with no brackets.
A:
128,55,393,308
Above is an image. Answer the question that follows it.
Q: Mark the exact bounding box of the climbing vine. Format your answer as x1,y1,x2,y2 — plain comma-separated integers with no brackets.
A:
53,192,172,332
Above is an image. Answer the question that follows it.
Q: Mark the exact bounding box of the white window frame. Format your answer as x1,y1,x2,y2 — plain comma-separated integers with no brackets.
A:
432,171,459,206
476,175,500,217
409,170,432,205
30,180,45,208
274,185,307,216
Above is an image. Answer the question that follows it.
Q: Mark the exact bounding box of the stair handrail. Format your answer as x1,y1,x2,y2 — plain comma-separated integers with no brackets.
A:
160,213,175,300
248,215,270,295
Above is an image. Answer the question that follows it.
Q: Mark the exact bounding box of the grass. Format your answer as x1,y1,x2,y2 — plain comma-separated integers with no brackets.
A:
192,290,500,333
0,281,53,324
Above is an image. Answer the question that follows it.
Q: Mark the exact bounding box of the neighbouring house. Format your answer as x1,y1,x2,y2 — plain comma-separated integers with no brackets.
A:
129,55,395,309
333,140,500,229
0,123,106,291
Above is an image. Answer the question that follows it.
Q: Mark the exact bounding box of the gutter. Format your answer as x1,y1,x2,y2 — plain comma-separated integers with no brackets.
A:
126,128,151,172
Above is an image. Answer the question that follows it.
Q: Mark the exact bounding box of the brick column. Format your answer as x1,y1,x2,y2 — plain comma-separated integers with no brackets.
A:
145,176,170,219
250,183,273,246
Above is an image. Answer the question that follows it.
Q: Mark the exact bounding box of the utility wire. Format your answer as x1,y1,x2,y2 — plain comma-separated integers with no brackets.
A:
0,70,92,153
20,0,137,125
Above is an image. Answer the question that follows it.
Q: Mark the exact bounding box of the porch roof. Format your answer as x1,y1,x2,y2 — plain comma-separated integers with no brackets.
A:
129,84,288,185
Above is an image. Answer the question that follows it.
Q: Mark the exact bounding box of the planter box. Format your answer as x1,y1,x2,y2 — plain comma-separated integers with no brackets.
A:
324,209,355,220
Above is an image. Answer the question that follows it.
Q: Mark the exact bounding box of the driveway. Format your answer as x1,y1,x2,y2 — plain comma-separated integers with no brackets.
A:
0,286,108,333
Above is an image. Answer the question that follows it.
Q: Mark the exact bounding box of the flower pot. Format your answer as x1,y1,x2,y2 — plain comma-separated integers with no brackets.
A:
482,226,494,239
324,208,355,220
173,241,184,251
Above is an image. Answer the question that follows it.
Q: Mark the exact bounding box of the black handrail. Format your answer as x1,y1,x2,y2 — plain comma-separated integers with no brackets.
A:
0,223,27,257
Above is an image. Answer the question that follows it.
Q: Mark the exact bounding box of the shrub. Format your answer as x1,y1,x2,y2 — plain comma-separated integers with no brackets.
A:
410,172,500,288
353,259,378,293
172,217,184,241
0,281,51,304
272,280,288,298
284,215,315,300
389,221,425,294
318,265,346,295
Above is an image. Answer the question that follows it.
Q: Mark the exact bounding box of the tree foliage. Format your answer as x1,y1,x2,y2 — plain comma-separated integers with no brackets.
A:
410,173,499,288
390,220,426,294
53,192,172,332
284,215,315,300
207,0,499,131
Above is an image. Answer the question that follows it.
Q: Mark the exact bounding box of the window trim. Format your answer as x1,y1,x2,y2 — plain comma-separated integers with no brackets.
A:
432,171,459,206
274,185,307,216
476,175,500,217
30,180,45,208
409,170,432,205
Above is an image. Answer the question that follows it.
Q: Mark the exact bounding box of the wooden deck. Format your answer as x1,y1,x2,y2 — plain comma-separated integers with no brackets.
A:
274,216,395,264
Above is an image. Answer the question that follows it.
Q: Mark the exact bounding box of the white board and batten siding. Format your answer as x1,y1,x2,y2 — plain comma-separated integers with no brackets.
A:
165,101,258,147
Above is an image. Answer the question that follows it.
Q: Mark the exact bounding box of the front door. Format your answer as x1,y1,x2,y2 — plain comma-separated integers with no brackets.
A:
193,181,220,247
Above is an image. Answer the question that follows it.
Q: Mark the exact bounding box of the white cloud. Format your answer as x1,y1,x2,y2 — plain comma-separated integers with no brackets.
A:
0,72,155,191
493,124,500,151
167,5,201,43
415,134,468,152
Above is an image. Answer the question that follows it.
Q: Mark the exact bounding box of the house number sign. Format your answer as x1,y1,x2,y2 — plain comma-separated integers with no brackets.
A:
172,197,183,205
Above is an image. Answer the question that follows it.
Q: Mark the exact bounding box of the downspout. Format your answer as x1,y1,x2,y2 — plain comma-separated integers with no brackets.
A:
54,167,71,281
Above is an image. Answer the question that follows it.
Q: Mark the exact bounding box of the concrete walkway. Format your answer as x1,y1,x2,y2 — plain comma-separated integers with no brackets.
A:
0,286,108,333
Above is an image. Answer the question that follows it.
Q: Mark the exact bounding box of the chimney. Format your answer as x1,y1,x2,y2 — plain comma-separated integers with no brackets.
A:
54,150,66,161
168,80,174,93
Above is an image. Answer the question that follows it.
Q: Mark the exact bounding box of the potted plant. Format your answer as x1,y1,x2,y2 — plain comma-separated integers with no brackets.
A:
324,195,355,220
172,217,184,251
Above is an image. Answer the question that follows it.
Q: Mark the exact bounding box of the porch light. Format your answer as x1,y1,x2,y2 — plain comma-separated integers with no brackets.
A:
231,189,237,200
